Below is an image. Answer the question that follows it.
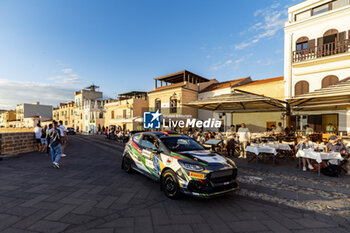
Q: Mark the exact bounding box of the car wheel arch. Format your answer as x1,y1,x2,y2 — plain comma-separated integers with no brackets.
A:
160,167,176,191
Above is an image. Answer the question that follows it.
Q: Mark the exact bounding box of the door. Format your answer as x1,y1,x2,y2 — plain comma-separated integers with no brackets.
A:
140,134,159,175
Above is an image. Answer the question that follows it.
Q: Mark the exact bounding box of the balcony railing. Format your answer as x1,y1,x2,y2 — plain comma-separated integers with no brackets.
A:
292,39,350,63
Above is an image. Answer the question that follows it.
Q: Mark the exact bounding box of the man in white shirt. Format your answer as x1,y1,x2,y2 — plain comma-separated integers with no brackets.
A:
305,125,314,135
34,123,42,151
58,120,67,157
274,122,283,134
237,123,251,159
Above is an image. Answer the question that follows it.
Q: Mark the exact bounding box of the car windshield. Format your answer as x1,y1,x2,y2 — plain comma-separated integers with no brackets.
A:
160,136,205,152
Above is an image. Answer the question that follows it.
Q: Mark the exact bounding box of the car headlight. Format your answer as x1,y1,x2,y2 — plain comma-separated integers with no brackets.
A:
226,157,236,167
178,160,204,172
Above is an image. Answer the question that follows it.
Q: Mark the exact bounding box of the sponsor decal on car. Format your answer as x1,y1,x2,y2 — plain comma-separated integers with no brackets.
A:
189,172,205,179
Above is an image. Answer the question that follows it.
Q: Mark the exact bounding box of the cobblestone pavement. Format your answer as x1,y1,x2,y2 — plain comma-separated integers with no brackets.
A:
0,135,350,233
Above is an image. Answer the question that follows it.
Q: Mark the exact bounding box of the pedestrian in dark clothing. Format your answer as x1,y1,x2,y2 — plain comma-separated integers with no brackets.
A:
46,121,62,168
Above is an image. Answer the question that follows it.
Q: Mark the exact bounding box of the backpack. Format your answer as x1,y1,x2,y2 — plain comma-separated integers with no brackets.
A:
321,165,341,177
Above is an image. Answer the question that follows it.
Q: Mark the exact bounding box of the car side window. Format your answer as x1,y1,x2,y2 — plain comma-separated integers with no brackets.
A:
141,135,158,151
132,134,141,144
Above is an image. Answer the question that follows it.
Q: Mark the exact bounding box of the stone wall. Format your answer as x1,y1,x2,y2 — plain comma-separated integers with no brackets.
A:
0,132,36,156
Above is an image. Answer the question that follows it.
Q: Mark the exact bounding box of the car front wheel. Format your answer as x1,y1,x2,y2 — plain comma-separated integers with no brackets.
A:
122,155,133,173
161,170,181,199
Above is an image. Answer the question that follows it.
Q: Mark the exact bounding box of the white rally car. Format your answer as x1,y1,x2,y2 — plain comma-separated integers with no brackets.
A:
122,131,239,198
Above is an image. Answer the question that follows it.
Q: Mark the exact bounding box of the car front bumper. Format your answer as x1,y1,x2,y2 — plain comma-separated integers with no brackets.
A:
181,180,239,198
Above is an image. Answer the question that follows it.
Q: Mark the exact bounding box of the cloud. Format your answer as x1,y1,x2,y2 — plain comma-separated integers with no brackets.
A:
48,68,82,84
235,3,287,50
0,79,76,109
211,55,250,71
61,68,72,74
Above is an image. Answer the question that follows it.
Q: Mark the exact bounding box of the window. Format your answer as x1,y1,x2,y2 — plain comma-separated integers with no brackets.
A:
296,37,309,51
160,136,204,152
296,42,308,51
295,81,309,96
312,4,329,16
61,111,64,116
295,10,311,21
99,113,103,119
123,109,127,118
111,110,115,119
322,75,339,88
170,97,177,113
65,121,68,126
155,99,161,111
132,134,141,144
85,114,88,120
141,135,158,150
71,109,73,115
332,0,350,10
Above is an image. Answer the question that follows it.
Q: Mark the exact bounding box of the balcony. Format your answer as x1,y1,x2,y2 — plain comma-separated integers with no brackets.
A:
292,39,350,63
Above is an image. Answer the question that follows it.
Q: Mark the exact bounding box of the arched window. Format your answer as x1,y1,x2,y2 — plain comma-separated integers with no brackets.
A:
155,99,161,111
296,36,309,51
170,97,177,113
295,81,309,96
323,29,338,37
322,75,339,88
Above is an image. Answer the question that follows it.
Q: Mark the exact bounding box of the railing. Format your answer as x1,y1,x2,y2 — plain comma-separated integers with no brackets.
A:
292,39,350,63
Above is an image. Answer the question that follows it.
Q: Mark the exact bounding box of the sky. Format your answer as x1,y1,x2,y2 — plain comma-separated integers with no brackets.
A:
0,0,301,110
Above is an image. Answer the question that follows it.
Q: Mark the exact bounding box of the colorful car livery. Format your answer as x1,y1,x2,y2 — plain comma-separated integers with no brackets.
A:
122,131,238,198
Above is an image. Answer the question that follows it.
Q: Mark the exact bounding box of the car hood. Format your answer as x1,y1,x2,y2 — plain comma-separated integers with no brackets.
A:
177,150,233,166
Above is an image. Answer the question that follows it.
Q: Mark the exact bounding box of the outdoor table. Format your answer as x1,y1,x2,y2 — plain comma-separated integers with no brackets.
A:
265,143,292,151
246,145,278,165
296,149,343,176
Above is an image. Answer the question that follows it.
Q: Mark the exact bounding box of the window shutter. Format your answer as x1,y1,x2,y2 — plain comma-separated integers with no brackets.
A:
308,39,315,54
317,37,323,57
339,31,346,41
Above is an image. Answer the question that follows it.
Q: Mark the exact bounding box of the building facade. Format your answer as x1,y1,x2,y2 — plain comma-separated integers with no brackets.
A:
0,110,16,128
15,102,53,128
104,91,149,131
232,77,285,132
148,70,217,131
284,0,350,133
53,101,75,128
198,77,252,131
74,85,104,133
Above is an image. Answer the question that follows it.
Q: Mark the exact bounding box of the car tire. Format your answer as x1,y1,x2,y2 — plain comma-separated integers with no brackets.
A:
123,155,133,174
161,170,181,199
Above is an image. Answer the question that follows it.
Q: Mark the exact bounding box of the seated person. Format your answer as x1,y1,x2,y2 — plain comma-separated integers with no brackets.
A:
296,136,314,171
326,136,346,155
323,135,346,167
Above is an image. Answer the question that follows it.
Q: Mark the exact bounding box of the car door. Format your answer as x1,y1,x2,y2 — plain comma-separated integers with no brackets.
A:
140,134,159,175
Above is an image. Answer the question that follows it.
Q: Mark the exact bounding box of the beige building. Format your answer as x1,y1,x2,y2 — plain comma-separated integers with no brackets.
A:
53,101,75,128
74,85,104,133
104,91,149,131
0,110,16,128
231,77,285,132
148,70,217,128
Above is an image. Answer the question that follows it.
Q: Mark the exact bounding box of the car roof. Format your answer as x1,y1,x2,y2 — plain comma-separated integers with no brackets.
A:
135,131,185,138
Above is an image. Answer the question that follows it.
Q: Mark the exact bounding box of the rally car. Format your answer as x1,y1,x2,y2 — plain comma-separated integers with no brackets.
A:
121,131,238,198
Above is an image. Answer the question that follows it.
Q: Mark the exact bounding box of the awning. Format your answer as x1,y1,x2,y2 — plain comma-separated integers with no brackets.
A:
289,79,350,111
185,89,287,112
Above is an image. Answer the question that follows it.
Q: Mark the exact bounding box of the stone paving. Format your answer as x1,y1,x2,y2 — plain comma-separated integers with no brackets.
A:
0,134,350,233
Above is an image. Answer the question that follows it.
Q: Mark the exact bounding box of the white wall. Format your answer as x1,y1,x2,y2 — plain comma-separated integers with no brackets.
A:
284,2,350,97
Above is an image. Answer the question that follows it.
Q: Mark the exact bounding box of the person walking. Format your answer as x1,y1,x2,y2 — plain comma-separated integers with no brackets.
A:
34,123,42,151
58,120,67,157
226,125,236,157
40,125,48,153
47,121,62,168
237,123,251,159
